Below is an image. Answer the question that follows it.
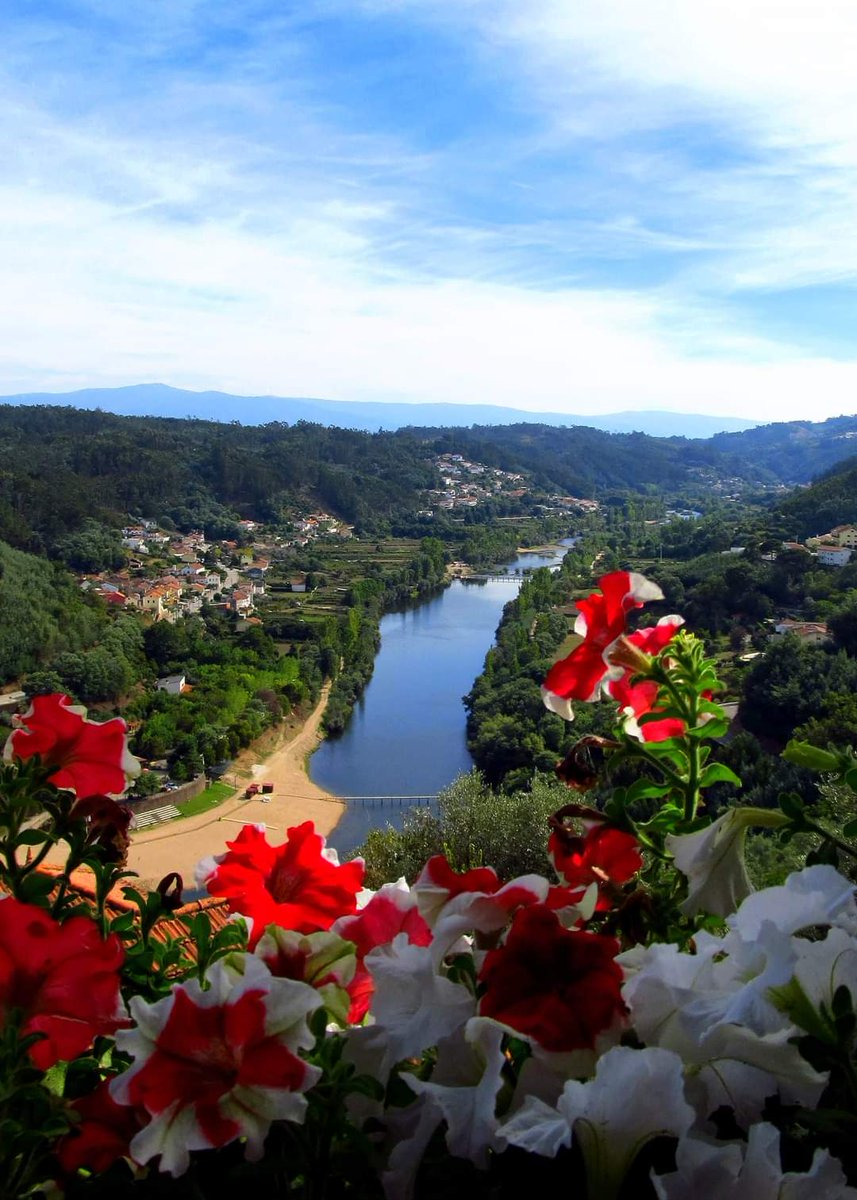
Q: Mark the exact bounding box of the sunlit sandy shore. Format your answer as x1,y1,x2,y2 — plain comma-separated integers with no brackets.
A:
125,684,344,890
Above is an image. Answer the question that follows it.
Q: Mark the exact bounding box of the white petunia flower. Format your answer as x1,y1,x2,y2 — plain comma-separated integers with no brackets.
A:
729,864,857,941
403,1017,506,1168
499,1046,694,1200
667,808,789,917
653,1122,857,1199
343,935,475,1084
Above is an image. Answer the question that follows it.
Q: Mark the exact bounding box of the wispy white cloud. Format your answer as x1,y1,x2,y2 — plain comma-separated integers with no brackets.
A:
3,0,857,420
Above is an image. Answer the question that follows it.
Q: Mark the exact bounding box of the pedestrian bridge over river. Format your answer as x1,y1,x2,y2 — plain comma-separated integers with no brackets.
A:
337,794,439,807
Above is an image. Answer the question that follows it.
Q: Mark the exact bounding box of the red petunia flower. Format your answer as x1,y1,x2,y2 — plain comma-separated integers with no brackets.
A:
541,571,663,719
606,616,685,742
413,855,549,928
333,882,432,1023
548,822,642,911
607,675,685,742
478,905,626,1051
56,1079,143,1176
0,898,127,1070
197,822,364,947
413,854,560,961
4,694,140,798
111,957,322,1176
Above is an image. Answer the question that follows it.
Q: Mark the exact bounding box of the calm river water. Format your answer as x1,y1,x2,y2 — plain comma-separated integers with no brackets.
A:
312,543,572,854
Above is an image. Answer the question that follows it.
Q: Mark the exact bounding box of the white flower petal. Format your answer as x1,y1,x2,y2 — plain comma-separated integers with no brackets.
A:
654,1124,857,1200
497,1094,572,1157
730,865,857,940
540,685,576,721
628,573,665,603
558,1046,694,1197
686,1025,827,1125
668,810,770,917
128,1102,212,1176
344,935,475,1081
405,1017,506,1167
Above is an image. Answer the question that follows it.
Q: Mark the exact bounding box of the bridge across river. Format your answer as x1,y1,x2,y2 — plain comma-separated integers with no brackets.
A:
337,793,439,807
457,572,523,582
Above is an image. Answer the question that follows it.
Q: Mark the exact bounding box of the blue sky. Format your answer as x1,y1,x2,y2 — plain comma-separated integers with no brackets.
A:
4,0,857,421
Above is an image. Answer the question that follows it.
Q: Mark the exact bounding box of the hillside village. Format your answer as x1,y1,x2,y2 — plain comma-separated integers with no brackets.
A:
78,512,353,624
71,454,553,620
70,470,857,657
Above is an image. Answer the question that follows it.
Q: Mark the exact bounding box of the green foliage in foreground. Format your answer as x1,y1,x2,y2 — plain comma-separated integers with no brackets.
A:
356,769,570,889
746,779,857,889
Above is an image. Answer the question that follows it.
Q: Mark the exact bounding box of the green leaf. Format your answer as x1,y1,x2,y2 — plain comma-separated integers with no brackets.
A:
686,718,729,739
348,1074,385,1101
779,791,806,821
698,763,742,788
641,803,685,835
642,743,688,770
624,778,673,804
18,872,55,901
15,829,51,846
42,1061,68,1096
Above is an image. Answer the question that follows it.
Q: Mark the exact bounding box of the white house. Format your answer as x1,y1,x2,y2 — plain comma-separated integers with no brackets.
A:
818,547,853,567
156,674,186,695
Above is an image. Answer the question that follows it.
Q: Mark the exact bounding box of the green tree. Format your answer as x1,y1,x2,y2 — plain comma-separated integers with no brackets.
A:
358,771,569,889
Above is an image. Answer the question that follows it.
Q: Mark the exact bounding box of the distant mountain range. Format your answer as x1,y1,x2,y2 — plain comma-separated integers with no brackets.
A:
0,383,759,439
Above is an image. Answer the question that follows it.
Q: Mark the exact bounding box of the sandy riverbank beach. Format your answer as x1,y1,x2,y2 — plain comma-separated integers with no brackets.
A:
125,684,345,889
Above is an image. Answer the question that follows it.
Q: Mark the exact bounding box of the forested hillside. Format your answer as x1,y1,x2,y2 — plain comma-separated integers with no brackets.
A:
0,404,777,562
0,540,106,680
7,403,857,569
775,455,857,538
710,415,857,482
414,423,757,495
0,406,441,552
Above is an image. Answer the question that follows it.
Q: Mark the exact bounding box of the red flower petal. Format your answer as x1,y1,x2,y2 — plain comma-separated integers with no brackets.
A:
5,695,138,798
0,899,126,1070
608,674,685,743
414,855,501,899
125,981,309,1147
334,889,431,1024
542,571,664,708
56,1080,142,1176
478,905,626,1051
548,825,642,910
203,822,364,945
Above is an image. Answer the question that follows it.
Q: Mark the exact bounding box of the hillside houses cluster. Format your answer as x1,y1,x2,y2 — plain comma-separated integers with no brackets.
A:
762,525,857,569
421,454,528,514
288,511,352,547
802,524,857,567
80,508,356,622
82,525,273,622
540,495,601,515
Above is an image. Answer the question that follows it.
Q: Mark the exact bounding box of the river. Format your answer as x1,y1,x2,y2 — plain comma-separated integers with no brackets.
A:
311,542,573,854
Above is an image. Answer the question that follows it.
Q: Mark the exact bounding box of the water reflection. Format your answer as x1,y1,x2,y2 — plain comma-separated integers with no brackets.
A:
311,542,573,853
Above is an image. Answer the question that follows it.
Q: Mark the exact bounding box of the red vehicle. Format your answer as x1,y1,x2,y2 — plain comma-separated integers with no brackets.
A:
244,783,260,798
261,782,274,794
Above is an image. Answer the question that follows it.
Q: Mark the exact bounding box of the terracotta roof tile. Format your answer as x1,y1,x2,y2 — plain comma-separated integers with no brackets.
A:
0,864,231,962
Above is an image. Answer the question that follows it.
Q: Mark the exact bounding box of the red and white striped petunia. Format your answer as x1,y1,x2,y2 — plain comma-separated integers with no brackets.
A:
111,955,323,1176
541,571,663,720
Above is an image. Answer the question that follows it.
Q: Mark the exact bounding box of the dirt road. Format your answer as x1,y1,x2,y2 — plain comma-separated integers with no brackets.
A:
125,685,345,889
